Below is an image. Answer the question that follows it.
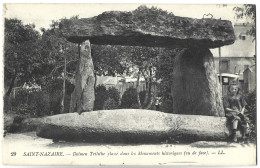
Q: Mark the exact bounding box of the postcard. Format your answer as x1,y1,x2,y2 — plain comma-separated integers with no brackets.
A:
1,3,256,166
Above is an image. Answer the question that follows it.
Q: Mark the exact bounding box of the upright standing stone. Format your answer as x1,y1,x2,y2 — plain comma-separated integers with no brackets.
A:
70,40,95,113
171,48,224,116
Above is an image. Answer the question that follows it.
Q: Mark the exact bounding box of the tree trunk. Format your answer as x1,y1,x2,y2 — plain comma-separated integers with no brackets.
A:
142,71,150,109
136,70,142,108
70,40,95,113
61,54,66,113
171,48,224,116
5,71,17,97
94,72,97,89
142,77,149,108
142,67,155,109
144,79,156,109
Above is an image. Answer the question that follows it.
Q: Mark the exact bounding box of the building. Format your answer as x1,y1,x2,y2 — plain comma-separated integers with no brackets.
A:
96,75,146,97
211,23,256,93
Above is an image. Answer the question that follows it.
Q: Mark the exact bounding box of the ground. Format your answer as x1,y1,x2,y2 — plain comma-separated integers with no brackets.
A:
2,132,256,166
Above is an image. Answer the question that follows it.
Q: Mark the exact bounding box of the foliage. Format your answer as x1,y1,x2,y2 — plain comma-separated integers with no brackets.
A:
234,5,256,38
4,18,41,96
94,85,108,110
139,90,146,105
39,19,79,86
45,79,74,114
5,78,74,116
8,88,50,117
92,45,128,76
120,87,139,108
160,97,173,113
103,98,119,110
245,90,256,141
155,48,184,104
94,85,121,110
4,17,79,116
107,87,121,106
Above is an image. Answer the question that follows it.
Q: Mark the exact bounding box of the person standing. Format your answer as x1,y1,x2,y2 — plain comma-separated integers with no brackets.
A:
155,96,161,111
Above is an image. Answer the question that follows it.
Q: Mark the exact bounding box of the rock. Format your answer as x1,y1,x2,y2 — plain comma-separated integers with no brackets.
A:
5,113,44,133
60,8,235,48
37,109,230,143
70,40,95,113
4,113,18,131
8,115,26,133
171,48,224,116
20,118,44,132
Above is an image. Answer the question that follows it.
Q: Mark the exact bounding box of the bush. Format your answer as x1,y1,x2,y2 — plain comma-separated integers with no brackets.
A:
160,98,173,113
94,85,108,110
45,79,74,114
8,88,50,117
29,90,50,116
107,87,120,105
120,87,138,108
49,89,62,114
5,79,74,116
139,90,146,105
103,98,119,110
94,85,120,110
245,90,256,142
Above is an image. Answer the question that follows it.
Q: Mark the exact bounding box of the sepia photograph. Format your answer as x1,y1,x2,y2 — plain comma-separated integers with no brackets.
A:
1,1,257,166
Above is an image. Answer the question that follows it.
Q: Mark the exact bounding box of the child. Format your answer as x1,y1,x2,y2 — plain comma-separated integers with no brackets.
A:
223,84,250,143
155,96,162,111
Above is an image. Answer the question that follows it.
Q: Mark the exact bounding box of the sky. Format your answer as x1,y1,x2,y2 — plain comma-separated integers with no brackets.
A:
3,3,249,32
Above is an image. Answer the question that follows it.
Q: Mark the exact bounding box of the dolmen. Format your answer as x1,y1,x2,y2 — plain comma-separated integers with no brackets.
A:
59,7,235,116
38,6,237,143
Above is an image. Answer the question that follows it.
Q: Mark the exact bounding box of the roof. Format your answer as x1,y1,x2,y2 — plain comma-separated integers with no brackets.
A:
217,73,239,78
96,76,118,85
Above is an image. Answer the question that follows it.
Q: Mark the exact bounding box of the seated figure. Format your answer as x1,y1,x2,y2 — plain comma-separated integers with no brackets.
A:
223,84,250,143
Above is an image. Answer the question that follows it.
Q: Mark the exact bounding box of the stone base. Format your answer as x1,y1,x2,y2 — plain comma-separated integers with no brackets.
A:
37,109,231,143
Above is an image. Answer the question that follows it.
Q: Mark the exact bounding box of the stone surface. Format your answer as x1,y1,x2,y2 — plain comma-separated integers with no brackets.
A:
37,109,230,143
171,48,225,116
60,9,235,48
70,40,95,113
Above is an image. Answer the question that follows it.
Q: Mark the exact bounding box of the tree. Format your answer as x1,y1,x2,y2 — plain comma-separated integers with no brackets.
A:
234,5,256,38
128,46,160,109
39,18,79,113
4,18,41,97
155,48,184,98
91,45,129,88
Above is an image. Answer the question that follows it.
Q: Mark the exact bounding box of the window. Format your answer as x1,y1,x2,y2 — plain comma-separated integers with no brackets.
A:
220,60,229,73
239,34,247,40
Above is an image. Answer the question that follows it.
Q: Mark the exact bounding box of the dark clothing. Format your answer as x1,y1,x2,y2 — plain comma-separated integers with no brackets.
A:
155,98,161,111
223,94,247,112
223,93,249,124
155,105,160,111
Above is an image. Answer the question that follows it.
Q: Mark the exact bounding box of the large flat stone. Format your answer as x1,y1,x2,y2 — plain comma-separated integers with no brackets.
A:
60,8,235,48
36,109,231,143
